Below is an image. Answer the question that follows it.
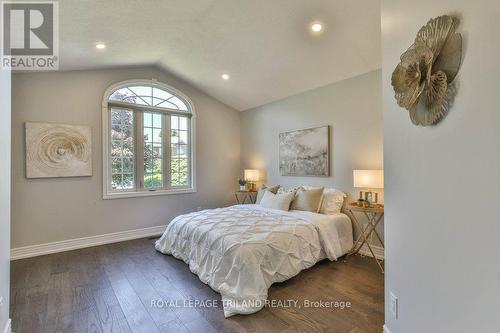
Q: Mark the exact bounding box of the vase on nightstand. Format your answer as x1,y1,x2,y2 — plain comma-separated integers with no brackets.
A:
239,185,246,191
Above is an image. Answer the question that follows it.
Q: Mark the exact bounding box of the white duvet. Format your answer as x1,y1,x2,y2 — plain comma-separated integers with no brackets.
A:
155,204,353,317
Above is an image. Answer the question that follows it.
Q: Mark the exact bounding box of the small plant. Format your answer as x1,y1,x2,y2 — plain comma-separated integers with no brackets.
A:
238,179,247,186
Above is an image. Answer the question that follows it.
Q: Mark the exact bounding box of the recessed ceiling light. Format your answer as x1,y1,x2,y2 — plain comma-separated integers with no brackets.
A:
221,73,230,80
310,22,323,33
95,42,106,50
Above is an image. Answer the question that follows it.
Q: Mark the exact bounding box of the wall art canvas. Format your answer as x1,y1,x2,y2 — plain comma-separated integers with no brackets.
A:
25,122,92,178
279,126,329,177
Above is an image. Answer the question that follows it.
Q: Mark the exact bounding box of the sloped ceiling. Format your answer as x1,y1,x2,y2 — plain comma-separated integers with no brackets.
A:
59,0,381,110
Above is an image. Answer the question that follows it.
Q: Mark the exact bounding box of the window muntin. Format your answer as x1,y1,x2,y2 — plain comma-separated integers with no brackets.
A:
104,81,194,198
109,85,189,111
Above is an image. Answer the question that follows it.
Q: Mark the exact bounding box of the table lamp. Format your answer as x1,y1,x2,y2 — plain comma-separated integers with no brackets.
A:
353,170,384,206
244,169,260,191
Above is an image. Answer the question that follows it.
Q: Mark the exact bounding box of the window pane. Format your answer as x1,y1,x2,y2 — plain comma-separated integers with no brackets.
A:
144,112,164,189
170,114,190,187
152,128,162,143
144,128,153,142
179,130,188,144
153,143,162,157
144,112,152,127
153,87,173,101
109,88,135,102
110,108,135,191
152,113,162,128
112,158,122,173
178,156,188,185
171,116,179,130
169,96,188,111
123,158,134,173
121,125,133,139
112,174,122,189
179,145,188,157
156,100,178,109
111,141,122,157
179,117,188,130
123,174,134,189
129,86,152,98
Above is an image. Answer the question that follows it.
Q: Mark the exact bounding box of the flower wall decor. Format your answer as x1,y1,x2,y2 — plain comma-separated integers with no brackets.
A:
391,15,462,126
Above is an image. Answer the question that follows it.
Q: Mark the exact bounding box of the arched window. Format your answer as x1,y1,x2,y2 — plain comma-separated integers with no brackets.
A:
102,79,195,198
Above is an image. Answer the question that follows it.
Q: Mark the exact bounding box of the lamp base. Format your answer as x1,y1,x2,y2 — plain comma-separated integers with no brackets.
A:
359,191,379,205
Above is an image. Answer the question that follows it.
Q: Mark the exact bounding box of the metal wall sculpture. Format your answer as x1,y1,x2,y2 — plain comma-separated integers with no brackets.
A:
391,15,462,126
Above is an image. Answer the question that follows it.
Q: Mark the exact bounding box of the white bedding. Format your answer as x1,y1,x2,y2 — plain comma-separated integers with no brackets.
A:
155,204,353,317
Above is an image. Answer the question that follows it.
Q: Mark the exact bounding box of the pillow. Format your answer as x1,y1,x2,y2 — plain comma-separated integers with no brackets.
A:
318,188,347,214
290,187,324,212
277,186,301,195
256,184,280,204
259,190,295,211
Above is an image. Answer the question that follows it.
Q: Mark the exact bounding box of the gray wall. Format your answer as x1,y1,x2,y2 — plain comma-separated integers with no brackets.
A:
0,69,11,331
382,1,500,332
11,66,241,248
240,70,384,244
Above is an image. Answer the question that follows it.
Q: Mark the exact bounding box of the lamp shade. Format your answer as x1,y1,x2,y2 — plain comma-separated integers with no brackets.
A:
244,169,260,182
353,170,384,189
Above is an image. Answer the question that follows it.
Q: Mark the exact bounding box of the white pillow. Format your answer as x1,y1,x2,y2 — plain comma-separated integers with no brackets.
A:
319,188,346,214
259,190,295,211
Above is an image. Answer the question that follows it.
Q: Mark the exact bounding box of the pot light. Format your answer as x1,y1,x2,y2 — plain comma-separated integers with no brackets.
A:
310,22,323,33
221,73,230,80
95,42,106,50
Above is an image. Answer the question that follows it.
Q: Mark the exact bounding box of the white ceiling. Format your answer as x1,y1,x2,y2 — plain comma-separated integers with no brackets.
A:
59,0,381,110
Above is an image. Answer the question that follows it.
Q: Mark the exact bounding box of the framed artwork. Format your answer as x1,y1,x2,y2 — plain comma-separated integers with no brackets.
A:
25,122,92,178
279,126,330,177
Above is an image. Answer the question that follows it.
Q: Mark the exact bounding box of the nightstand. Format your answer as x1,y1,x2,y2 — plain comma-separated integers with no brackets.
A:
346,202,385,273
235,190,257,204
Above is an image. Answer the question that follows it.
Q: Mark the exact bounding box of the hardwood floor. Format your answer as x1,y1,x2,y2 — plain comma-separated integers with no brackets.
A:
10,238,384,333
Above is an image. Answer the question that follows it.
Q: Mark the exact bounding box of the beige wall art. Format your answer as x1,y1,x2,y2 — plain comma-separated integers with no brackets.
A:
25,122,92,178
279,126,330,177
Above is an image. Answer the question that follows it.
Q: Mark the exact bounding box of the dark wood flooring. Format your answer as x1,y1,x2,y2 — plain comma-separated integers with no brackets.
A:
10,238,384,333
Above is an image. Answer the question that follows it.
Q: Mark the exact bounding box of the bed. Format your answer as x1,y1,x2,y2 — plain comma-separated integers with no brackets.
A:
155,204,353,317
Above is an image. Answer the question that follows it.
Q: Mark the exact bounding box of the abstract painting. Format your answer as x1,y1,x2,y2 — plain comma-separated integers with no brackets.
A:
279,126,329,177
25,122,92,178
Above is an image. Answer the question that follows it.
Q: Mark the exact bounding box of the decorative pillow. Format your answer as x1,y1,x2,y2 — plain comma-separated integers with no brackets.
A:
290,187,324,212
259,190,295,211
318,188,347,214
256,184,280,204
277,186,301,195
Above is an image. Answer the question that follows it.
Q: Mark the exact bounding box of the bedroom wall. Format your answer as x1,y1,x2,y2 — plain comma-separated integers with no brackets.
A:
11,66,241,249
382,1,500,332
240,70,384,245
0,69,11,333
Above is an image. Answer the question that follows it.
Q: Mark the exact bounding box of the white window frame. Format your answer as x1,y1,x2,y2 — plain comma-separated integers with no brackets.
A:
102,79,196,199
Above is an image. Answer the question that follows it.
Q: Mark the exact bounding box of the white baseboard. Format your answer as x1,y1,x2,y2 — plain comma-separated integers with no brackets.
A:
359,244,385,260
11,225,166,260
383,324,391,333
3,319,11,333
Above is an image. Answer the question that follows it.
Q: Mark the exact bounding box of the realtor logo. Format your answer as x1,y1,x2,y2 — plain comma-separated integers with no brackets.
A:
1,1,59,70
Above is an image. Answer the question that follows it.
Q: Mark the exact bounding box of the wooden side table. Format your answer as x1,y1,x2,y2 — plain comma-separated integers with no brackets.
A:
346,202,385,273
235,190,257,204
